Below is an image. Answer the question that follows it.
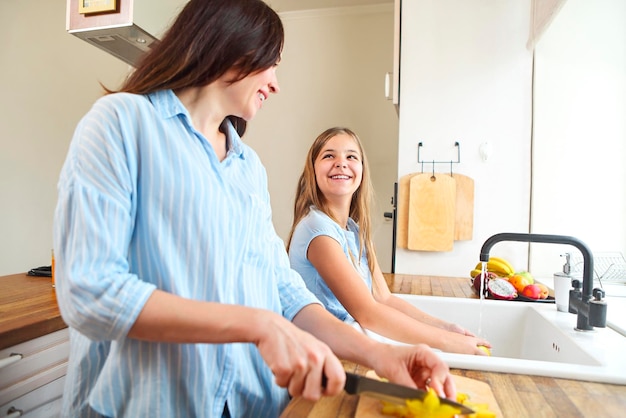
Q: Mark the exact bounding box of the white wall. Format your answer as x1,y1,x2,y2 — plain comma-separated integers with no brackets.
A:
0,0,129,275
394,0,626,280
395,0,534,277
530,0,626,277
0,2,397,275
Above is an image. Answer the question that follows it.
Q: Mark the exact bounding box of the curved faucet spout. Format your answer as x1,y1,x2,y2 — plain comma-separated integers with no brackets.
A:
480,233,593,296
479,232,605,331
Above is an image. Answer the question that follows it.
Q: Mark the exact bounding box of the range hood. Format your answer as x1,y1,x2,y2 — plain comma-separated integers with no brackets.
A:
66,0,189,66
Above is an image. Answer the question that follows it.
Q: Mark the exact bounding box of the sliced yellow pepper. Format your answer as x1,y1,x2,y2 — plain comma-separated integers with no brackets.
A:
380,389,498,418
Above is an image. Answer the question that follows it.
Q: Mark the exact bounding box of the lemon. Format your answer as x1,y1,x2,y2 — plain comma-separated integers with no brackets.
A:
478,345,491,356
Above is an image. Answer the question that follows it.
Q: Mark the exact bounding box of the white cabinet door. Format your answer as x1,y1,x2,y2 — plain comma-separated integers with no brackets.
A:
0,329,68,417
1,376,65,418
392,0,401,106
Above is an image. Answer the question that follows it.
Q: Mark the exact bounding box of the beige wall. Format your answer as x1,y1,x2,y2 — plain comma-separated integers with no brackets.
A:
248,5,398,271
0,0,130,275
0,2,397,275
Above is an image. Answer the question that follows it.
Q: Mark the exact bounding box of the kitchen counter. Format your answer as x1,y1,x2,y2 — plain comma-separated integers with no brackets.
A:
2,272,626,416
0,273,66,350
281,273,626,418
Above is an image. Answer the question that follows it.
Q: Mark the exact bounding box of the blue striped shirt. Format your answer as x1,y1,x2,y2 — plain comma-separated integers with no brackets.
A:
54,90,320,417
288,207,372,322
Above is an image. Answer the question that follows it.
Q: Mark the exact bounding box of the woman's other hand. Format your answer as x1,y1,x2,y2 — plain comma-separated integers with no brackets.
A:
370,343,456,400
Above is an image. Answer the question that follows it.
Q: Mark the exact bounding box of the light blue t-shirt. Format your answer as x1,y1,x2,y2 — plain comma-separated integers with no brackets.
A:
53,90,320,418
289,207,373,322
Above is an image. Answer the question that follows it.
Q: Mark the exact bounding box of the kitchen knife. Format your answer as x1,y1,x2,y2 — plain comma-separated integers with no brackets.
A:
343,372,474,415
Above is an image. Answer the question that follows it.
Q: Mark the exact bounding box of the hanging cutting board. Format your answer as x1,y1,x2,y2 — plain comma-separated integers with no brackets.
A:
355,372,503,417
407,173,456,251
451,173,474,241
395,173,418,249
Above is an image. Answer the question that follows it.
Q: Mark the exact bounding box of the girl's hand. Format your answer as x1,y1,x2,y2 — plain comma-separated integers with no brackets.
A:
446,322,476,337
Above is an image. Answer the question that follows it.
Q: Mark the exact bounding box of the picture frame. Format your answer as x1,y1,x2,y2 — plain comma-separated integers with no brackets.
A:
79,0,117,14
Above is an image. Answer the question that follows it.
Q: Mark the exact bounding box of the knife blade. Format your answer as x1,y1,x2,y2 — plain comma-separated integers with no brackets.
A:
343,372,474,415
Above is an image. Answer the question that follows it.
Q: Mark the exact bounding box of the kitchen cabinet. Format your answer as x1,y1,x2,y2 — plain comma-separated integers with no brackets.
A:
391,0,400,107
0,329,68,417
0,273,69,418
384,0,400,110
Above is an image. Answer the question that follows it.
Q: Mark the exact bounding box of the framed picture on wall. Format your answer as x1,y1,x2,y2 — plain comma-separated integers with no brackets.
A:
79,0,117,14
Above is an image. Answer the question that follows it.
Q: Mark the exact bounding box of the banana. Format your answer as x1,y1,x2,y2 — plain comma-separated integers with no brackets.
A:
488,257,515,274
474,258,514,277
488,259,514,277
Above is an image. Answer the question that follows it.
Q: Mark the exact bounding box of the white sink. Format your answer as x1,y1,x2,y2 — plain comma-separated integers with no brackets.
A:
391,294,626,385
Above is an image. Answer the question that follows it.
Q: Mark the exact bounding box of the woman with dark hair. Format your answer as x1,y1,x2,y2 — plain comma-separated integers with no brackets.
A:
54,1,456,417
288,127,491,354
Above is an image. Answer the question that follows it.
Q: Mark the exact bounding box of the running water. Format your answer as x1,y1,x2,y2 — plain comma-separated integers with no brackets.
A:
477,261,487,336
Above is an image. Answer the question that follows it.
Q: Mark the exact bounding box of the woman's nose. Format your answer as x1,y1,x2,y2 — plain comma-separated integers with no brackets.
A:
269,82,280,94
269,72,280,94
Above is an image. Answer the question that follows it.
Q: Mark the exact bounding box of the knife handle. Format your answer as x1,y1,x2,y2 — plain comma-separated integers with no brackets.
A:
343,372,360,395
322,372,359,395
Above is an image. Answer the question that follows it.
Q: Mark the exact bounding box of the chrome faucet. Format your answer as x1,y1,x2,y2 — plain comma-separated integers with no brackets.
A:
479,233,607,331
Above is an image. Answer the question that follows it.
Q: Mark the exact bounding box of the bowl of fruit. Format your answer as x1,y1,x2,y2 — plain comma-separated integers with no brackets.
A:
470,257,554,303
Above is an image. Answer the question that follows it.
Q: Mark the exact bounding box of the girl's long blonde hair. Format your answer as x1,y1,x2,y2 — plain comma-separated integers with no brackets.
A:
287,127,377,274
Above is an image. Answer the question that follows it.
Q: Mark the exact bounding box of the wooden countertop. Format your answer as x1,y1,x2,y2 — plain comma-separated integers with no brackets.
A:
0,273,66,350
2,272,626,416
281,273,626,418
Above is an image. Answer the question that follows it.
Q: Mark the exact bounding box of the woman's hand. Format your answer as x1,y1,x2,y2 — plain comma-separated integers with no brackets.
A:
254,311,346,401
369,343,456,400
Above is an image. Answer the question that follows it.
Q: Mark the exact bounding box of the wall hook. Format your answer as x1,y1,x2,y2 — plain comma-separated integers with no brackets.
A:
417,142,461,172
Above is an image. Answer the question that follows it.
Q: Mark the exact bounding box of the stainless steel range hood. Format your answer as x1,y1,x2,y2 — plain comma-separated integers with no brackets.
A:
66,0,189,67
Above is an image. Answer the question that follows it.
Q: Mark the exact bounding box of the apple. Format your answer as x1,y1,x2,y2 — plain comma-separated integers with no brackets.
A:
535,283,549,299
521,284,543,299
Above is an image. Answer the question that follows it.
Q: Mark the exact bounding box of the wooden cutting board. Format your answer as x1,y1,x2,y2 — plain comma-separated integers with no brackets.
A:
396,172,473,248
355,372,503,417
407,173,456,251
395,173,417,249
451,173,474,241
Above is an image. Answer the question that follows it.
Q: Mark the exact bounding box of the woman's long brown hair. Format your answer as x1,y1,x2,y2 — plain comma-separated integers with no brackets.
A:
105,0,284,137
287,127,377,274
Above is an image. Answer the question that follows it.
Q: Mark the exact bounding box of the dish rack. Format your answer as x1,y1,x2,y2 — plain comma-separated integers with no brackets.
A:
569,251,626,284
